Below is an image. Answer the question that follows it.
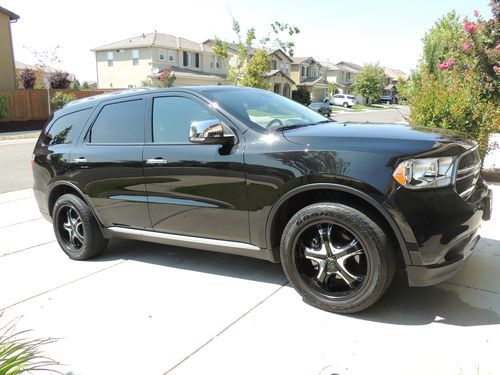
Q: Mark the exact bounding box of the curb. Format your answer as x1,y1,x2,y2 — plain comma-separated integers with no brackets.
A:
0,137,38,145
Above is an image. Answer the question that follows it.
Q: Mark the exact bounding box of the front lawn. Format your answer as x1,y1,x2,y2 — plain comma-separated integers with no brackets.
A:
351,104,386,110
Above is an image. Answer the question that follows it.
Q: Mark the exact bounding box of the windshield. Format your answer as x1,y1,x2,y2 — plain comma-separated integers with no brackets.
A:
203,88,328,130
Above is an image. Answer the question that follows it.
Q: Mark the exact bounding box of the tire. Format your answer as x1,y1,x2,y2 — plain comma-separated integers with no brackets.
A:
327,111,332,117
52,194,108,260
280,203,396,313
343,102,349,108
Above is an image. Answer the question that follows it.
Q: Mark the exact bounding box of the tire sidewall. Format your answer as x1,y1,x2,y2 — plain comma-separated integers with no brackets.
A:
281,204,385,312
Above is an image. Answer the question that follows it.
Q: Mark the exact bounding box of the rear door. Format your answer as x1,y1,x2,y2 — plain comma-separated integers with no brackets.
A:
143,93,249,243
70,97,150,229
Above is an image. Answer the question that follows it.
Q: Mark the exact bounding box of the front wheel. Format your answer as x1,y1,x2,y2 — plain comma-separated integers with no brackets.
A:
53,194,108,260
280,203,396,313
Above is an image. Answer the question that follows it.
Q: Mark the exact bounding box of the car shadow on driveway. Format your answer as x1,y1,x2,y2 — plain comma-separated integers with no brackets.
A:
94,237,499,327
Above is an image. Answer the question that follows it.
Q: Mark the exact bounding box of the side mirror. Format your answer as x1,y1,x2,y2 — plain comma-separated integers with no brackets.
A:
189,119,236,145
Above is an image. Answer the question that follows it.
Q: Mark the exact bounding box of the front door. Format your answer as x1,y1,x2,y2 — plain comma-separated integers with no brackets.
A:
71,97,150,229
143,93,249,243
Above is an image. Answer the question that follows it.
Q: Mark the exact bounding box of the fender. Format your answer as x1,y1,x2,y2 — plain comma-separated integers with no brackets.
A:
265,183,413,266
47,180,104,227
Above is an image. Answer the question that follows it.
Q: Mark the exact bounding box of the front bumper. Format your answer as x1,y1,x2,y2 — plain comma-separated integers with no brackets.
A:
406,232,480,286
389,177,492,287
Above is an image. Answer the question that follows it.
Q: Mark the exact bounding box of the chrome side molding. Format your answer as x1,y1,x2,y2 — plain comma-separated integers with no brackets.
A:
107,226,261,252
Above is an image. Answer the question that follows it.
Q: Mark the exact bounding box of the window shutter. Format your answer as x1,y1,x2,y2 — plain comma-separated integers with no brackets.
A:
183,51,188,66
195,53,200,68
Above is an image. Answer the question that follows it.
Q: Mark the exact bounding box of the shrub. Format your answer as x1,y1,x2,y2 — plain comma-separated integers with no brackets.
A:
0,93,8,120
292,87,311,105
82,81,90,89
19,68,36,89
353,63,385,102
50,91,76,110
49,71,70,89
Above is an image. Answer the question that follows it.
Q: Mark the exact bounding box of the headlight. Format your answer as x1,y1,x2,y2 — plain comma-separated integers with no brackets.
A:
393,157,455,189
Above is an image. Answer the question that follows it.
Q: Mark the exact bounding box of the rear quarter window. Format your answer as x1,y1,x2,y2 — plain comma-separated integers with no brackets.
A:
44,108,92,145
89,99,145,143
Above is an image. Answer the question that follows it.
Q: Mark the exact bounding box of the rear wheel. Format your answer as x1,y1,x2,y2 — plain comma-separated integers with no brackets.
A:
343,102,349,108
280,203,396,313
53,194,108,260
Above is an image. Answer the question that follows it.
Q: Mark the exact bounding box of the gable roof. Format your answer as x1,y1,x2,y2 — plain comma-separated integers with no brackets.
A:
292,56,320,65
265,69,295,84
0,6,19,21
384,67,407,80
336,61,363,73
268,49,293,63
92,32,204,52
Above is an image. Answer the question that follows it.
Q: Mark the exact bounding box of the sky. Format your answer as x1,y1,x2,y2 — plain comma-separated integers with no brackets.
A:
4,0,494,82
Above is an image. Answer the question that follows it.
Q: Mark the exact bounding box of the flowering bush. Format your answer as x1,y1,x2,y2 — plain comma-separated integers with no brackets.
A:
407,2,500,157
49,71,71,89
50,91,76,110
142,67,176,88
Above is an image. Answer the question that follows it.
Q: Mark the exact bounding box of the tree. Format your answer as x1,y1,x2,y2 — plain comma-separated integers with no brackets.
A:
353,63,385,102
261,21,300,56
70,79,81,90
212,37,229,79
227,20,256,85
19,69,36,89
240,49,271,89
82,81,90,89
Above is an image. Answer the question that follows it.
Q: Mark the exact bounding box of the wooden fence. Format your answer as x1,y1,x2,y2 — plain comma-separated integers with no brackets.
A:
0,89,117,122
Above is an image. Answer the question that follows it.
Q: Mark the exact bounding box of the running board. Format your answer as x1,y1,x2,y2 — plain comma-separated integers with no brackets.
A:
107,226,269,259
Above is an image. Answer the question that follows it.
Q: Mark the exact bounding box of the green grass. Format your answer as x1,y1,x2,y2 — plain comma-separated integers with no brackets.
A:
351,104,385,110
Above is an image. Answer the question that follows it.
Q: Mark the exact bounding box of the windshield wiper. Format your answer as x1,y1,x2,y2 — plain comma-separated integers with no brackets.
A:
273,119,334,131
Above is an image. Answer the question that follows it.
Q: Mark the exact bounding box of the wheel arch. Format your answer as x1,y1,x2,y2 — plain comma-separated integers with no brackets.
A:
48,181,95,220
265,183,412,265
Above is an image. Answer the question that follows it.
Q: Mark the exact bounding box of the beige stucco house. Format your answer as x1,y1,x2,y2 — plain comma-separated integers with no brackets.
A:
0,6,19,89
383,67,407,101
290,57,328,102
321,60,367,104
266,49,295,98
92,32,227,89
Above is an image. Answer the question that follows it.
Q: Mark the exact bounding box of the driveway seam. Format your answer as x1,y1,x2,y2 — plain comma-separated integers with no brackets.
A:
0,260,128,312
444,281,499,295
164,281,289,374
0,217,41,229
0,239,56,257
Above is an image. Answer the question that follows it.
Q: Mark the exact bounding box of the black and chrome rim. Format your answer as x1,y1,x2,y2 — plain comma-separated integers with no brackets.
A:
57,206,85,250
294,222,368,298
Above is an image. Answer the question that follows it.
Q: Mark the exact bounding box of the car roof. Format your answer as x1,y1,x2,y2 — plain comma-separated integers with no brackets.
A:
57,85,257,116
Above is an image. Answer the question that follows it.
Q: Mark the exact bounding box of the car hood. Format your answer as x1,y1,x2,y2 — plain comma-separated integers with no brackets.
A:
282,122,476,156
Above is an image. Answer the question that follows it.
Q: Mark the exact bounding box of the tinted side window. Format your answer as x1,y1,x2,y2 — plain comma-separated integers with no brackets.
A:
45,109,91,145
153,97,213,143
90,99,145,143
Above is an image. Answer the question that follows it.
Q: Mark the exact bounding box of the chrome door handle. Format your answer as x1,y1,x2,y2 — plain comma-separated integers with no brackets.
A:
146,158,168,165
73,157,88,164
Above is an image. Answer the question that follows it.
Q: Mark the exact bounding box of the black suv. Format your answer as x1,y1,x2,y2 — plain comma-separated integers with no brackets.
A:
32,87,492,313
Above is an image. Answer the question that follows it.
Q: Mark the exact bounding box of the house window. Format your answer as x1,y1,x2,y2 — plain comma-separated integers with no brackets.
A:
159,49,166,61
346,72,351,81
301,66,307,77
216,57,220,69
132,49,139,66
195,53,200,68
211,55,215,68
280,62,284,71
272,60,277,70
285,63,289,73
168,50,175,63
183,51,188,67
107,51,113,67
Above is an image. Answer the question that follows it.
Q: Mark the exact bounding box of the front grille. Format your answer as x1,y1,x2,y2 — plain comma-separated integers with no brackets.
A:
454,148,481,200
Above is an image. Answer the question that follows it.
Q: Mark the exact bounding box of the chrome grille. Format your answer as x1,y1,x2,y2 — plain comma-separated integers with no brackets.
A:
454,147,481,199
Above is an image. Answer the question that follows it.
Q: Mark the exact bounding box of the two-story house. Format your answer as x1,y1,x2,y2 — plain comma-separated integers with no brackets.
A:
383,67,407,102
321,60,367,104
0,6,19,89
266,49,295,98
290,57,328,102
92,32,227,88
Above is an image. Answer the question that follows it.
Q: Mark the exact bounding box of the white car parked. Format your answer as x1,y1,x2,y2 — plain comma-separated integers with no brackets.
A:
329,94,357,108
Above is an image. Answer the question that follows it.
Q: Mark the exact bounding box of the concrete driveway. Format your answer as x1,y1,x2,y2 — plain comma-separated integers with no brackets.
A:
0,184,499,375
